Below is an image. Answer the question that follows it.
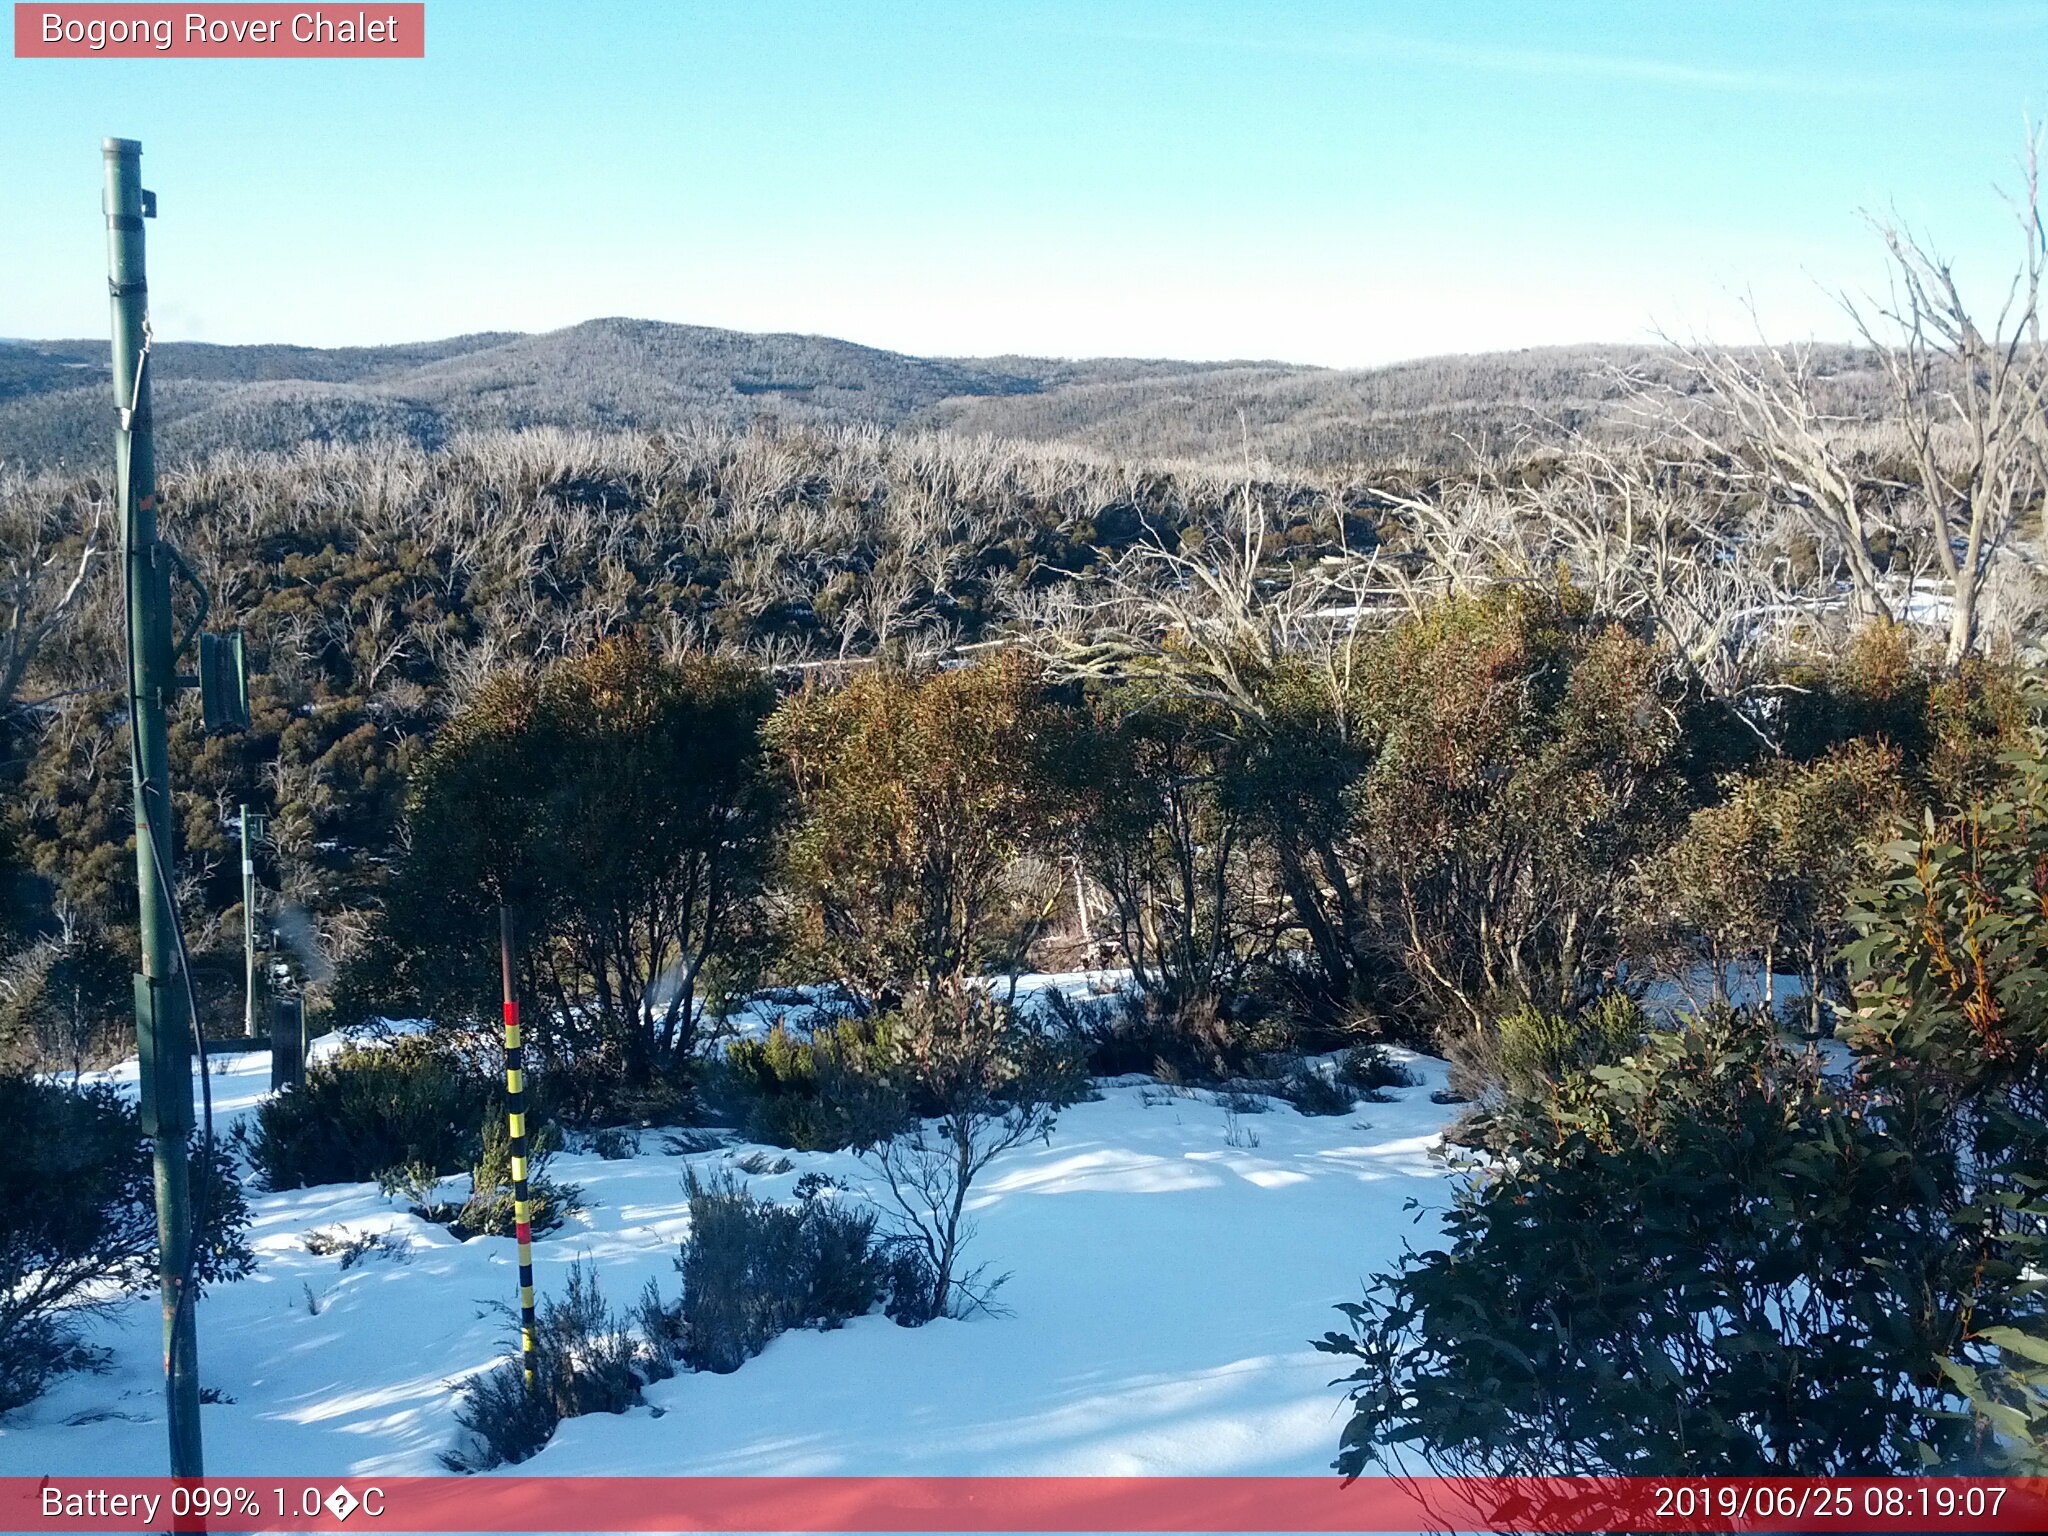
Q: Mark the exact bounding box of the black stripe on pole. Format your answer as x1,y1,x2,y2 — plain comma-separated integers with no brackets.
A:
500,905,539,1394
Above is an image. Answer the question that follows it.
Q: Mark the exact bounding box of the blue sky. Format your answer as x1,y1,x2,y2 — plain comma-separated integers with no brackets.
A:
3,1,2044,364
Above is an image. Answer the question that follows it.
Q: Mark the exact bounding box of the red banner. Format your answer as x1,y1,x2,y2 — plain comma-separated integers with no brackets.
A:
13,5,424,58
6,1476,2048,1533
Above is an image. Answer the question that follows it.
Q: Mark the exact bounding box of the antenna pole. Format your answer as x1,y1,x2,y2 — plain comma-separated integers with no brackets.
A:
105,135,204,1479
241,804,259,1038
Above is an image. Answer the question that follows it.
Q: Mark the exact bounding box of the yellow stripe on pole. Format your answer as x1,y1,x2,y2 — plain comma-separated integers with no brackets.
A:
500,906,539,1398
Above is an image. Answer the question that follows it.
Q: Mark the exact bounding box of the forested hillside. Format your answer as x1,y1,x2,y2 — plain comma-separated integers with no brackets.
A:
924,342,1895,467
0,321,1896,473
0,320,1263,468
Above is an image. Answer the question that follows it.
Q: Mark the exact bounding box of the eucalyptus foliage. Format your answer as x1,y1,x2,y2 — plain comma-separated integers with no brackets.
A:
1843,739,2048,1470
1318,1012,1994,1475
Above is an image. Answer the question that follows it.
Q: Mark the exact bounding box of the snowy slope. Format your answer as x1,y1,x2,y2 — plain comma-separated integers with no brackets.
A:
0,1025,1457,1479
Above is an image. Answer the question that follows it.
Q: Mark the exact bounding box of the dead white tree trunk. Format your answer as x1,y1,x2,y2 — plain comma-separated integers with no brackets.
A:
1855,144,2046,663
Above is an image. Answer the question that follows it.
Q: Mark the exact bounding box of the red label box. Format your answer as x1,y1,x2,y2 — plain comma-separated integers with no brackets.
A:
14,4,425,57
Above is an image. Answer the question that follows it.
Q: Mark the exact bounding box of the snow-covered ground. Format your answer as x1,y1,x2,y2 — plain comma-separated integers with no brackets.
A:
1639,964,1812,1021
0,1017,1459,1479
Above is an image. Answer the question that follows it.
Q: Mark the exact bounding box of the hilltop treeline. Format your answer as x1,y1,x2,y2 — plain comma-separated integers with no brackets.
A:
0,319,1254,470
0,320,1899,474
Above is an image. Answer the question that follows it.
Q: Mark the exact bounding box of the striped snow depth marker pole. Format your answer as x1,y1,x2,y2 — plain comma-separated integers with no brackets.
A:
499,905,539,1394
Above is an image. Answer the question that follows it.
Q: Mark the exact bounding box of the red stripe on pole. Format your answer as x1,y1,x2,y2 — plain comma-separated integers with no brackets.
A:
503,999,519,1030
6,1477,2048,1533
514,1220,532,1245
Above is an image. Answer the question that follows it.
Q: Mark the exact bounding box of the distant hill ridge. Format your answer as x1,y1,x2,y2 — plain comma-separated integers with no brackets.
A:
0,316,1884,471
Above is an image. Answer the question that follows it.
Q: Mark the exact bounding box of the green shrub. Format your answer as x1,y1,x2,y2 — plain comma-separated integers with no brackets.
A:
1065,683,1273,1009
1773,623,2031,805
1635,739,1906,1033
370,640,779,1097
878,1239,941,1326
301,1227,410,1270
767,654,1069,1003
443,1262,642,1472
1268,587,1688,1035
1278,1066,1354,1117
1318,1012,1994,1476
854,991,1082,1320
442,1358,556,1472
587,1127,636,1160
386,1118,581,1240
1492,991,1648,1100
0,1072,252,1410
529,1049,698,1131
1843,735,2048,1468
678,1168,887,1373
447,1118,582,1239
1,1317,109,1416
719,1018,912,1151
0,930,129,1076
242,1035,494,1189
1334,1045,1415,1099
1052,988,1273,1082
1941,1246,2048,1473
1320,728,2048,1481
632,1278,688,1386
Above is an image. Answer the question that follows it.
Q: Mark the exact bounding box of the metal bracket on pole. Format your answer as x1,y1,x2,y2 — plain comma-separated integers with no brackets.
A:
163,542,209,667
132,973,193,1139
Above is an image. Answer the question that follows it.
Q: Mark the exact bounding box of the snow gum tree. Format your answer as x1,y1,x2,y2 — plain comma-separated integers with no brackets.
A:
767,656,1082,1317
767,653,1069,1010
1310,586,1688,1038
1635,738,1906,1028
357,636,780,1105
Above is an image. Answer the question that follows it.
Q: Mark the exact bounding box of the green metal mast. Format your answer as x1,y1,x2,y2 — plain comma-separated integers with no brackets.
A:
105,135,203,1480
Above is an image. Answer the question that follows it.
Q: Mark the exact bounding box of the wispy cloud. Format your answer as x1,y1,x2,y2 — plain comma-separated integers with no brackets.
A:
1334,31,1882,95
1858,1,2048,36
